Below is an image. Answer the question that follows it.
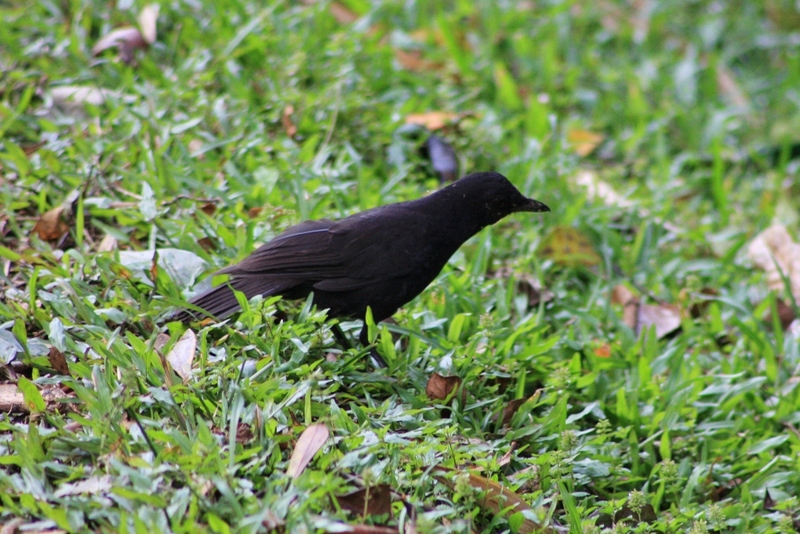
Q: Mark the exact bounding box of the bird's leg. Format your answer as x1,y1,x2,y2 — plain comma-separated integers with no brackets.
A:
359,324,389,369
331,323,352,350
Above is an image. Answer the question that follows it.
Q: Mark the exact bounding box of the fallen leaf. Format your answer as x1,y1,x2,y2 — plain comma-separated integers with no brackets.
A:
97,234,118,252
166,329,196,382
636,303,682,338
612,285,682,338
337,483,393,517
425,134,458,182
287,423,329,478
394,49,443,72
492,266,554,308
539,226,601,267
154,332,170,352
50,86,125,108
329,1,359,23
236,422,254,444
716,63,749,110
405,111,459,131
197,237,216,252
32,206,69,241
435,467,550,534
48,347,70,376
92,26,148,64
282,105,298,137
748,225,800,301
497,442,517,467
567,129,604,157
573,169,634,208
335,525,397,534
501,398,527,426
137,4,159,44
0,383,26,413
592,343,612,358
426,373,462,401
199,202,217,215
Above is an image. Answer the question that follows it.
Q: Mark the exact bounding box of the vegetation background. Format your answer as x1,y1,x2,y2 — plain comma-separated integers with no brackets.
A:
2,0,800,532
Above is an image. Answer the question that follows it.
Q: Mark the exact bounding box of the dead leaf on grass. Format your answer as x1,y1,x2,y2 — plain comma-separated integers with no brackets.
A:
747,225,800,301
0,383,26,413
97,234,118,252
612,284,682,338
539,226,601,267
93,27,148,63
166,329,196,382
48,346,70,376
282,105,298,137
573,169,634,209
329,1,359,23
337,483,393,517
435,467,550,534
32,206,69,241
405,111,459,131
567,129,604,157
287,423,329,479
394,49,443,72
137,4,159,44
426,373,462,401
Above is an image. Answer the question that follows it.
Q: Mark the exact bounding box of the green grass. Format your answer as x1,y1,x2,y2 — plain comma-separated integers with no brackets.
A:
2,0,800,532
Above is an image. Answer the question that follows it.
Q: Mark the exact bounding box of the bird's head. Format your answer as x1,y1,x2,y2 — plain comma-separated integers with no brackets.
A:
450,172,550,226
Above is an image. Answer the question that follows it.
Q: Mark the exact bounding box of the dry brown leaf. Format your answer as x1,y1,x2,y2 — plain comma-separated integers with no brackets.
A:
501,398,527,427
199,202,217,215
42,384,72,412
154,332,170,352
592,343,612,358
539,226,601,267
394,49,443,72
337,484,393,517
33,206,69,241
405,111,458,131
573,169,634,208
50,86,124,109
48,347,70,376
716,63,749,110
282,105,298,137
166,329,196,382
287,423,329,478
0,383,26,413
636,303,682,338
567,129,604,157
137,4,159,44
337,525,397,534
497,442,517,467
197,237,216,252
748,225,800,301
426,373,462,401
612,285,681,338
493,267,554,308
236,422,254,444
329,1,359,23
97,234,118,253
435,467,550,534
92,27,148,63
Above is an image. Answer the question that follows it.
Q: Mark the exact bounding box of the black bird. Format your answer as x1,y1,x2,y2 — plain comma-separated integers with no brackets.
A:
174,172,549,359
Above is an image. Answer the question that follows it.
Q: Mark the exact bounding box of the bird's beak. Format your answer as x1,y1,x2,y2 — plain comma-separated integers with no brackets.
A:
519,198,550,213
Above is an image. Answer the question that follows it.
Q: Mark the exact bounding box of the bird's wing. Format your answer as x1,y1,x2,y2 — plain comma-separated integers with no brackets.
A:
217,207,436,293
311,207,436,292
217,219,348,279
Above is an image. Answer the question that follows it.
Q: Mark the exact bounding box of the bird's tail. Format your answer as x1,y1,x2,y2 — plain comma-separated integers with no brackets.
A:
171,276,292,323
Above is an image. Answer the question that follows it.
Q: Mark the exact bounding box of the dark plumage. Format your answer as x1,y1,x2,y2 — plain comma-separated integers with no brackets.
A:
174,171,549,349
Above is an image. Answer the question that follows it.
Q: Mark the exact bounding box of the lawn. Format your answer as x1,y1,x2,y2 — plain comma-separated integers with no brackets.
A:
2,0,800,532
